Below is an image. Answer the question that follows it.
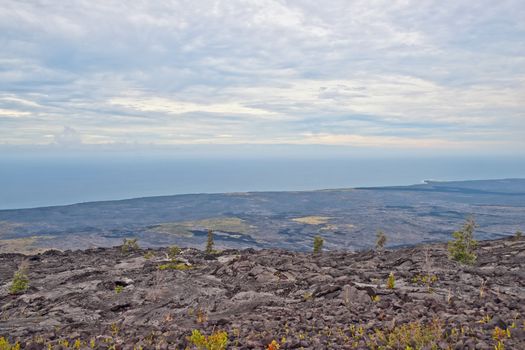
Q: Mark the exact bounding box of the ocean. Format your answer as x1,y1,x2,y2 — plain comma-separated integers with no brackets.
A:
1,154,525,210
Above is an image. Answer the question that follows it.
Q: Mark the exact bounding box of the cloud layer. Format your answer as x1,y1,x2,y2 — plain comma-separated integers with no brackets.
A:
1,0,524,152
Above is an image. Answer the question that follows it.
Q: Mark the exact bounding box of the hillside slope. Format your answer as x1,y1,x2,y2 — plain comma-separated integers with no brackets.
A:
1,237,524,349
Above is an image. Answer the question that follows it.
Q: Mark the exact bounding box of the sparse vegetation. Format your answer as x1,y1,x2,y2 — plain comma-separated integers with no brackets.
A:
0,337,20,350
144,251,155,259
313,235,324,254
158,262,192,271
121,238,139,253
167,245,181,259
375,230,387,251
2,228,523,349
188,329,228,350
411,273,438,287
303,292,313,301
9,262,29,295
291,216,331,225
515,230,523,240
266,339,280,350
365,319,445,349
386,272,395,289
448,217,478,264
206,229,214,254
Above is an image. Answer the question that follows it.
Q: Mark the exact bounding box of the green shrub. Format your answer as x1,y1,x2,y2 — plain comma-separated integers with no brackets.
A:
167,245,181,260
375,230,387,251
115,285,124,294
9,269,29,295
448,217,478,264
121,238,139,253
515,230,523,240
313,235,324,254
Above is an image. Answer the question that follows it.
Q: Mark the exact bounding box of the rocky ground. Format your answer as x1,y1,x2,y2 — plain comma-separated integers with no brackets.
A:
0,237,524,349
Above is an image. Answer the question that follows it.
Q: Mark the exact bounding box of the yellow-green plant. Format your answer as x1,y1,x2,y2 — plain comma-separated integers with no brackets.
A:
303,292,313,301
494,340,505,350
115,285,124,294
168,245,181,260
72,339,82,349
121,238,139,253
492,326,510,341
9,269,29,295
188,330,228,350
387,272,395,289
0,337,20,350
366,319,445,349
448,217,478,264
313,235,324,254
158,262,192,271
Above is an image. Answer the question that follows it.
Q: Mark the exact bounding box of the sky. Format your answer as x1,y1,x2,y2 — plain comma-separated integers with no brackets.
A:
1,0,524,156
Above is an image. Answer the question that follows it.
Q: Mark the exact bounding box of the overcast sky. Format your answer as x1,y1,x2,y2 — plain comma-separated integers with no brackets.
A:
1,0,524,154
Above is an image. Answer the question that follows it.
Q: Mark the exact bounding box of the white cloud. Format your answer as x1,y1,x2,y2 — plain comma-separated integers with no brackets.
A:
53,126,83,146
109,97,279,118
0,0,524,152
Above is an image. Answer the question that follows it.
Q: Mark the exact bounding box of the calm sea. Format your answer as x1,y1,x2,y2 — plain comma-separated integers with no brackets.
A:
1,155,525,210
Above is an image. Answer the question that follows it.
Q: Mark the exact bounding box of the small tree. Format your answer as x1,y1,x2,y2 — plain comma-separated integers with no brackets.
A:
387,272,395,289
375,230,387,251
206,229,214,254
448,217,478,265
9,262,29,295
313,235,324,254
168,245,181,260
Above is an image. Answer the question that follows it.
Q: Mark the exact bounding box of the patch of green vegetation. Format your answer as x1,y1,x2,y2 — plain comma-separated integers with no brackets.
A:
147,217,254,238
114,285,124,294
158,262,192,271
411,273,438,286
146,223,194,237
515,230,523,240
292,216,332,225
188,329,228,350
167,245,181,259
195,217,252,233
448,217,478,265
9,266,29,295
